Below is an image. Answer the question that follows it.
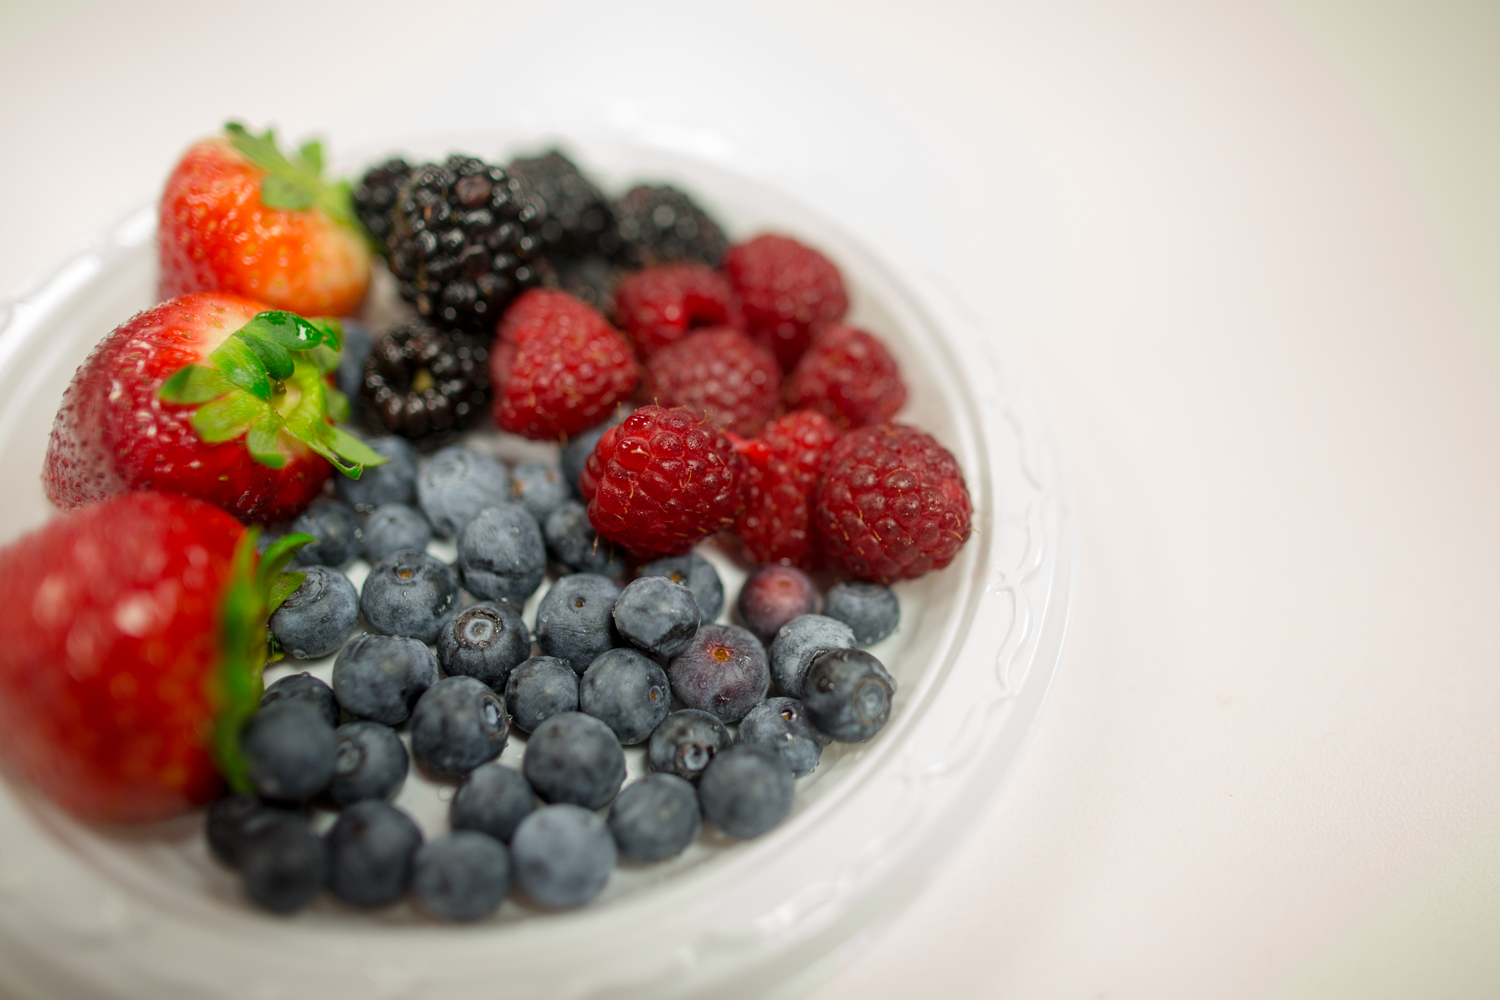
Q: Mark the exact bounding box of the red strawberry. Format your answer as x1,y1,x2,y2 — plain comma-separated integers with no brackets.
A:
159,122,370,318
0,493,308,823
44,293,384,523
732,410,842,567
491,289,641,440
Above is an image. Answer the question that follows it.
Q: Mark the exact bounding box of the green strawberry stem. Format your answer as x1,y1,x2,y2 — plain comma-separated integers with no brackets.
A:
223,121,358,230
213,529,314,793
159,310,387,479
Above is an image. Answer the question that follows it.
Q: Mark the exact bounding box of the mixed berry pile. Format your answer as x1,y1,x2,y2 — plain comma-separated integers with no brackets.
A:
0,123,974,921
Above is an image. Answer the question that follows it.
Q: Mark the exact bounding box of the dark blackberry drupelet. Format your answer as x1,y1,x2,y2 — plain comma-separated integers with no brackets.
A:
508,150,615,260
360,321,491,443
352,157,412,251
611,185,729,269
387,155,541,331
546,255,622,314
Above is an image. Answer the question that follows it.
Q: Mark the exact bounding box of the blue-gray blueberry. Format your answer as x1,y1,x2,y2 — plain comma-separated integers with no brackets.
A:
667,624,769,723
436,601,530,690
768,614,855,698
510,804,616,909
802,648,895,743
336,434,418,512
451,763,535,843
413,832,511,922
534,573,622,674
697,744,795,839
504,656,579,733
331,633,438,725
647,709,733,783
360,549,460,643
291,498,361,568
361,503,432,563
521,711,625,809
608,774,701,862
544,501,627,578
240,700,335,802
457,503,546,605
417,445,510,536
330,721,409,806
613,576,700,657
409,676,510,776
269,565,360,660
578,648,670,745
325,800,423,909
738,697,827,777
637,552,724,622
822,581,900,646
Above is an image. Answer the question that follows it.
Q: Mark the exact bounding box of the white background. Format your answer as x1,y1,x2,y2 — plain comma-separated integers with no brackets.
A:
1,2,1498,997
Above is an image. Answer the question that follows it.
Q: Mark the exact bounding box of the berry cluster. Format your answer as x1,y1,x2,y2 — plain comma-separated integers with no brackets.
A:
206,457,902,918
2,123,976,929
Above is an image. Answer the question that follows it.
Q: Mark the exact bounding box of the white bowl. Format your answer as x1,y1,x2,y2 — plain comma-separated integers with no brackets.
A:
0,133,1072,1000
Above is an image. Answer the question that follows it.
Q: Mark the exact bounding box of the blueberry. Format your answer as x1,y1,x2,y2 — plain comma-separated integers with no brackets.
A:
534,574,622,674
291,498,361,569
238,812,326,914
560,410,627,500
259,672,339,729
325,800,423,909
522,711,625,809
361,503,432,563
504,656,580,733
336,435,419,512
737,565,819,644
410,676,510,776
578,648,670,745
332,633,438,725
544,501,626,578
241,700,336,802
336,320,374,405
451,763,535,843
510,804,616,909
330,721,409,806
608,774,701,862
510,461,570,521
417,445,510,536
436,601,530,689
360,549,461,642
613,576,700,658
647,709,733,783
637,552,725,622
768,614,855,698
697,744,795,839
457,503,546,605
269,565,360,660
206,793,301,868
739,697,827,777
667,624,769,723
413,832,510,921
802,648,896,743
822,581,900,646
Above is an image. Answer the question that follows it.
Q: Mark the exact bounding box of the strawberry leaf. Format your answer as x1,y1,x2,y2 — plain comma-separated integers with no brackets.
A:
245,414,288,468
267,570,306,614
210,336,272,399
325,425,388,471
192,391,268,443
260,175,315,212
159,364,236,404
235,329,295,381
327,384,351,423
222,121,358,230
243,310,327,351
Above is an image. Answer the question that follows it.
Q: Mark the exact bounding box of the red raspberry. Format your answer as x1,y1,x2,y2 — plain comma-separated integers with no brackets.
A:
642,328,781,437
723,234,848,371
813,424,972,583
733,410,842,567
581,405,746,557
491,289,641,440
614,263,744,359
784,324,907,428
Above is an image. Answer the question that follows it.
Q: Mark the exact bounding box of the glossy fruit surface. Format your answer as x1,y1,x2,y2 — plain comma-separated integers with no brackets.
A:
0,493,252,822
158,125,370,317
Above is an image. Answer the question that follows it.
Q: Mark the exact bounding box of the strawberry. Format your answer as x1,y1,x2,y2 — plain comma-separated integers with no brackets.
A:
44,292,385,523
0,493,309,823
158,122,370,318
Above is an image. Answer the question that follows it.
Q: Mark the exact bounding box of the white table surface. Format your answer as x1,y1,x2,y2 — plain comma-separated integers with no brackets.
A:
2,2,1498,998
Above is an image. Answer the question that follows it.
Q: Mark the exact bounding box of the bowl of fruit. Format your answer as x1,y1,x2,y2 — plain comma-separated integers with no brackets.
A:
0,123,1071,1000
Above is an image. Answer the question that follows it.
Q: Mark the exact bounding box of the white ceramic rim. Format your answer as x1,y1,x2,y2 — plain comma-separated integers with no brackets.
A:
0,134,1072,1000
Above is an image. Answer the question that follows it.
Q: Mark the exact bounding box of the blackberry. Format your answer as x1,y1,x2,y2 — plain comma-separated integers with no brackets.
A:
545,255,622,315
387,155,541,331
611,185,729,269
508,150,615,260
351,157,412,251
360,320,490,443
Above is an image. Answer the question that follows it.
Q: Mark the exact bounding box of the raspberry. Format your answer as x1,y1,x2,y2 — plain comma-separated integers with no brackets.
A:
723,234,848,371
581,405,746,557
784,324,907,428
614,264,743,359
733,410,841,566
491,290,641,440
642,328,780,437
812,424,972,583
